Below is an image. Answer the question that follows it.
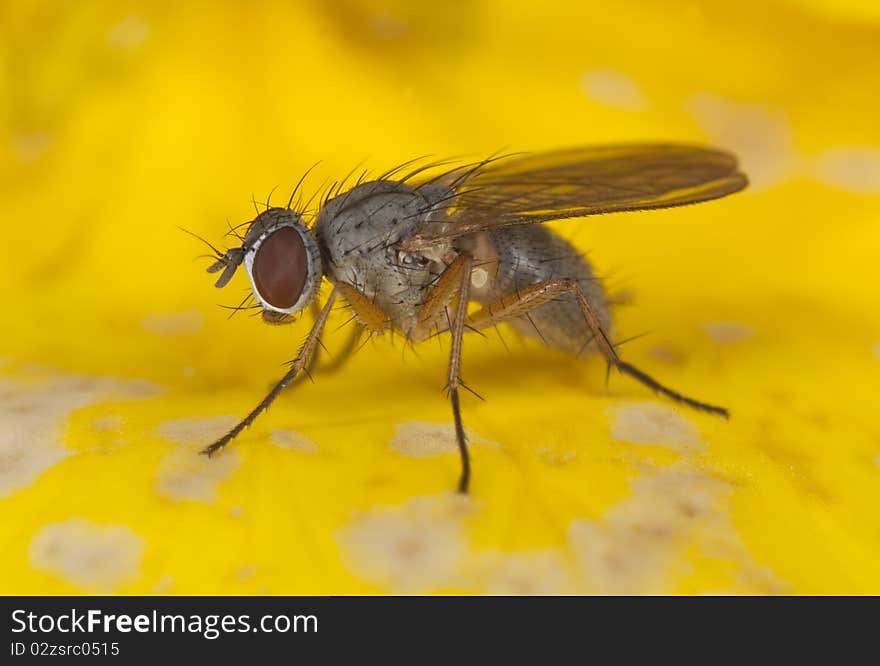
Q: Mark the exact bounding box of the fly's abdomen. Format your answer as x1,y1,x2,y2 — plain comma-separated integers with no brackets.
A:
477,225,613,357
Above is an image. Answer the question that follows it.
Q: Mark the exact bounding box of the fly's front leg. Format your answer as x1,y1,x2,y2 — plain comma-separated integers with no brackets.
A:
202,289,339,457
295,281,384,381
335,282,392,332
469,280,729,418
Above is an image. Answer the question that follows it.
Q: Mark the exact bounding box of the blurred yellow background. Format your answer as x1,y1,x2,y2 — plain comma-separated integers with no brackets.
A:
2,0,879,594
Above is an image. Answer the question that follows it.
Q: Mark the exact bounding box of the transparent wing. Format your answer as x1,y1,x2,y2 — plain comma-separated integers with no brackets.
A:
404,144,747,249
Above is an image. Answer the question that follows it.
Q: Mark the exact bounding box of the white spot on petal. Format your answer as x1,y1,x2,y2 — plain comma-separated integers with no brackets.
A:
687,94,795,189
271,428,319,454
535,446,576,466
338,494,474,593
0,372,159,498
30,519,145,592
812,146,880,194
481,550,574,595
568,468,715,594
702,321,755,344
155,416,240,502
141,311,203,336
390,421,499,458
106,16,149,49
156,451,238,504
152,575,175,593
93,415,124,432
11,132,52,163
236,565,259,582
367,12,409,39
156,448,238,503
608,402,703,453
155,416,237,445
568,466,783,594
581,69,648,111
649,346,686,365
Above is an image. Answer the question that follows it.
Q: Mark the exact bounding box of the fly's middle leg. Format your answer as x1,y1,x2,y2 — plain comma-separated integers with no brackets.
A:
442,252,475,493
407,252,476,492
469,279,729,418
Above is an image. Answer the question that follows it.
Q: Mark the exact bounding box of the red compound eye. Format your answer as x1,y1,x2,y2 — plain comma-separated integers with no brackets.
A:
252,227,308,309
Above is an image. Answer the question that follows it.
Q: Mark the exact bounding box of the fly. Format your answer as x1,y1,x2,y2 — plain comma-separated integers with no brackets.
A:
194,143,748,493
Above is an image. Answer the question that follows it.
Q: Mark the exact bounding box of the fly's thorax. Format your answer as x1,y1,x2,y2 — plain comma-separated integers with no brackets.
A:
314,179,456,328
314,180,453,261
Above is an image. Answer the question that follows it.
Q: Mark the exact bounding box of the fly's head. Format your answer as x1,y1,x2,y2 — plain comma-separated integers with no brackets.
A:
208,208,323,324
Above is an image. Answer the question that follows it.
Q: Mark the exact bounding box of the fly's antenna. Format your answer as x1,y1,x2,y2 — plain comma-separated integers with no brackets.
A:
177,225,225,261
178,225,244,288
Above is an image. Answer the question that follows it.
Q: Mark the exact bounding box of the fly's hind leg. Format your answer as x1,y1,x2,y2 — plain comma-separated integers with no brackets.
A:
469,279,729,418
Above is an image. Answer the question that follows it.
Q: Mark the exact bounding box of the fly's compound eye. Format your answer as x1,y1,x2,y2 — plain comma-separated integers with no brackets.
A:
253,227,307,309
243,213,323,316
